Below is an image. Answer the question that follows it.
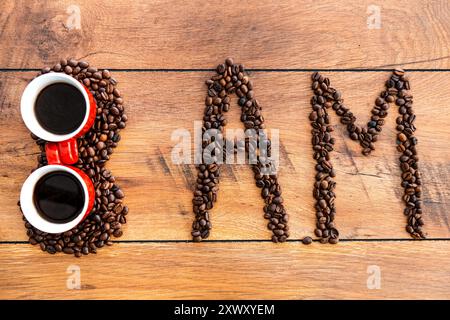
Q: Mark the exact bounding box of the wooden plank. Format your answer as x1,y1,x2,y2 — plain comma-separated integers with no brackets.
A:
0,71,449,241
0,241,449,299
1,0,450,69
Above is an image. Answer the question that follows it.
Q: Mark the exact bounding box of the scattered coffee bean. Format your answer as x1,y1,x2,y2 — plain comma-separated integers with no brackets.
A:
192,58,289,243
309,69,424,243
19,59,129,257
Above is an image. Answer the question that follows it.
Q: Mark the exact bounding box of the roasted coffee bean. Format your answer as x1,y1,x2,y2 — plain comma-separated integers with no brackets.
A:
114,189,125,199
191,58,289,243
96,141,106,150
21,60,128,256
328,237,339,244
309,69,424,242
302,236,313,245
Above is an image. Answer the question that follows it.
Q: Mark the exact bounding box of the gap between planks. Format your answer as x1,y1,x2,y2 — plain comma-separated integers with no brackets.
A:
4,68,450,73
1,238,450,245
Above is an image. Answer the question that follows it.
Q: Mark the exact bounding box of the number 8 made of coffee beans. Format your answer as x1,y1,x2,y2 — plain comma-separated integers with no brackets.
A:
18,59,129,257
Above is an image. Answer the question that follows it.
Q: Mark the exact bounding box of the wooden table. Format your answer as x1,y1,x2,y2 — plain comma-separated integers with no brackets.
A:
1,0,449,299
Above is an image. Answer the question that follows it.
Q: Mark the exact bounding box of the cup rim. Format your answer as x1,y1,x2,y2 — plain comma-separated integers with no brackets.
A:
20,165,90,234
20,73,91,142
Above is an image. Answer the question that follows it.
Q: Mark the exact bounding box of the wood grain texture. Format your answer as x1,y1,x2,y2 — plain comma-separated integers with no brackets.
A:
1,242,449,299
1,0,450,301
0,71,449,241
1,0,450,69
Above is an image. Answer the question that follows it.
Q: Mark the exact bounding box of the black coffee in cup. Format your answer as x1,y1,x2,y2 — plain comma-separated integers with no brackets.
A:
34,83,86,135
33,171,85,223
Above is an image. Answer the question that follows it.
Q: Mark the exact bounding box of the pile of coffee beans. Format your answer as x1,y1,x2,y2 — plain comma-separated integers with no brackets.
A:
191,58,289,243
309,69,424,243
19,59,128,257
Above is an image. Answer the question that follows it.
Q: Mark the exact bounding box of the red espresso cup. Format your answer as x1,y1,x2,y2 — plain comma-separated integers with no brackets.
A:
20,165,95,234
20,73,96,233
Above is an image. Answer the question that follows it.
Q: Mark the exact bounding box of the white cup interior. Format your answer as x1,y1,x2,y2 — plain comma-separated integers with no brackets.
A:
20,165,90,234
20,73,91,142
